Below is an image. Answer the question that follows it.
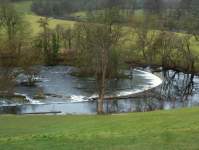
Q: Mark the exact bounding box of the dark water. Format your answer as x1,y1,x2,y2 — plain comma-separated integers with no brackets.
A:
0,66,198,115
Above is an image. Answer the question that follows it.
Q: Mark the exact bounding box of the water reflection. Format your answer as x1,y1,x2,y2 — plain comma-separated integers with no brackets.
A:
0,68,199,115
98,69,199,113
0,106,22,115
159,70,196,102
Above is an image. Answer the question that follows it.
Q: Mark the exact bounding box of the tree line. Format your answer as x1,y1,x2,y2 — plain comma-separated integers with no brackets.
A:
1,0,199,113
30,0,141,16
29,0,199,32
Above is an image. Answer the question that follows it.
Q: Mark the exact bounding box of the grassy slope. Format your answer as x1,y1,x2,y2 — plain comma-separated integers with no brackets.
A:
14,1,34,14
25,13,199,68
14,1,75,34
12,2,199,68
25,14,75,34
70,9,143,19
0,107,199,149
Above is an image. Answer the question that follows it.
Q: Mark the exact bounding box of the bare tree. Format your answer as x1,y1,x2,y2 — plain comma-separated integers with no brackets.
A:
100,0,122,9
74,8,125,113
173,1,186,24
36,18,60,65
191,0,199,18
152,31,178,67
143,0,167,19
177,36,198,72
0,0,32,55
131,15,159,62
0,0,35,94
180,0,194,14
120,0,137,17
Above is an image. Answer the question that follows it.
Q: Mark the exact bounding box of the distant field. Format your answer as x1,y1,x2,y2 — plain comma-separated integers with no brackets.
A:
25,14,75,34
14,1,199,69
14,1,144,18
0,107,199,149
14,1,34,14
25,14,199,69
14,1,75,34
70,9,143,18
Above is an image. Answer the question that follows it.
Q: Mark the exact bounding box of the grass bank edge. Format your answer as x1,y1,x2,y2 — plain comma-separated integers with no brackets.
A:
0,106,198,138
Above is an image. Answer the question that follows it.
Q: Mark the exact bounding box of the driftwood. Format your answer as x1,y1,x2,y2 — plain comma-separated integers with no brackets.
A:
89,95,148,100
21,111,61,115
20,81,42,86
152,69,162,73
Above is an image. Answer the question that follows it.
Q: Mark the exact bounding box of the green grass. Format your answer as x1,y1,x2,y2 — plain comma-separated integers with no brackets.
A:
25,14,75,35
14,1,34,14
70,9,144,18
0,107,199,149
14,1,75,34
14,1,144,18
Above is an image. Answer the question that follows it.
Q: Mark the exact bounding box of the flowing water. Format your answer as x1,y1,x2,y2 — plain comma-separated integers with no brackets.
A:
0,66,198,115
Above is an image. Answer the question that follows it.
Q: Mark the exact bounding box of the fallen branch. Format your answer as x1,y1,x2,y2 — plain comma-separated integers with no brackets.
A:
89,95,149,100
21,111,61,115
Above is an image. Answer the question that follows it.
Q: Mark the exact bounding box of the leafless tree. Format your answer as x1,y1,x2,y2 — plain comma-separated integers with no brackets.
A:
143,0,167,19
152,31,178,67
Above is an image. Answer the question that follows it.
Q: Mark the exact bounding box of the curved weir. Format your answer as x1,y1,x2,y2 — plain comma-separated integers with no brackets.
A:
0,66,165,115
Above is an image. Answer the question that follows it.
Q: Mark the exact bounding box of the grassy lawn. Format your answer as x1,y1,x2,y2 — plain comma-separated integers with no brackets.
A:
0,107,199,149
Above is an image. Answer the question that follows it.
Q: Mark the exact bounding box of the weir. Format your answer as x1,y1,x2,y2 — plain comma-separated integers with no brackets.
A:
0,66,198,115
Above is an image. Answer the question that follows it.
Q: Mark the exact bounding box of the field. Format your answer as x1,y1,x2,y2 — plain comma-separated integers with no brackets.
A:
0,107,199,149
69,9,144,18
12,1,199,70
14,1,34,14
14,1,75,34
25,14,75,34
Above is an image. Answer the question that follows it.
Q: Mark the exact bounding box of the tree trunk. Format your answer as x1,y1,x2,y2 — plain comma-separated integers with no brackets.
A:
98,93,104,113
143,48,147,61
97,47,107,114
191,60,195,72
69,38,71,50
0,51,2,66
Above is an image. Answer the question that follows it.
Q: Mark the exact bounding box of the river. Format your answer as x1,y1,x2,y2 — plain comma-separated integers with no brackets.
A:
0,66,198,115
